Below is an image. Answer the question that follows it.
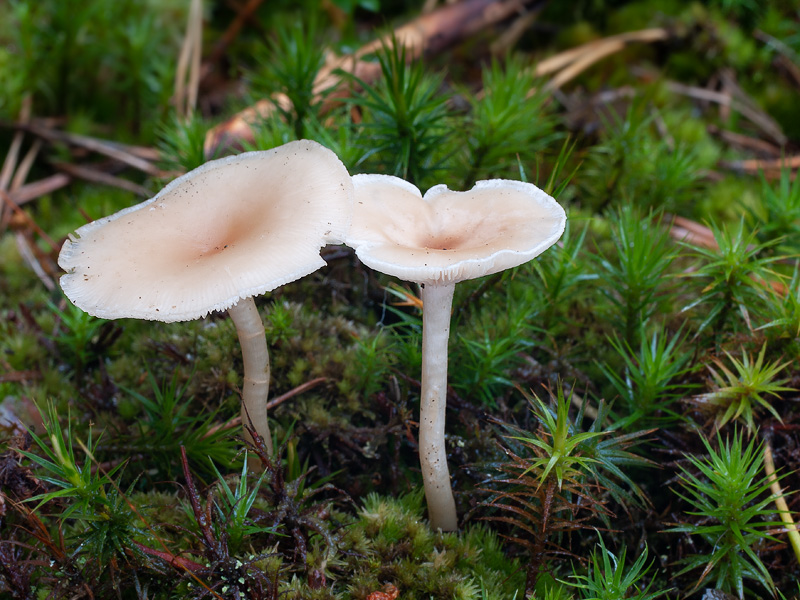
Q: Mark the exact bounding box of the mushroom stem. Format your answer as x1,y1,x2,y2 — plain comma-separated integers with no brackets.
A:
419,281,458,531
228,297,273,462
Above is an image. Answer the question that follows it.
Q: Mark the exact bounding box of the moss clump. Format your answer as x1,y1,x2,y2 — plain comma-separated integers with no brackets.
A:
281,490,524,599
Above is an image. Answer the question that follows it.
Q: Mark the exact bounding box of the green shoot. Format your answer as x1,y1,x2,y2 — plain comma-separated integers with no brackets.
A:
577,400,655,511
758,266,800,344
20,403,117,512
19,402,149,568
599,324,693,425
744,165,800,255
124,371,240,481
565,535,668,600
156,110,217,174
594,206,677,347
533,220,595,319
458,55,558,188
582,104,651,211
680,220,783,336
251,19,326,139
584,103,702,213
452,298,538,407
46,298,117,379
348,331,394,399
304,108,368,172
343,40,450,186
512,386,604,490
692,343,794,433
671,430,782,598
209,455,279,555
483,385,613,593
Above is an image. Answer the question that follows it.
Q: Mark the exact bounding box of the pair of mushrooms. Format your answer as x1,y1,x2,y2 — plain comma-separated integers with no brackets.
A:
58,140,566,531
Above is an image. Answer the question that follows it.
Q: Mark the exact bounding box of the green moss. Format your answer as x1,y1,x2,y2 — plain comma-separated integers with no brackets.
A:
760,81,800,141
292,491,527,599
698,175,760,221
607,0,685,31
555,22,600,48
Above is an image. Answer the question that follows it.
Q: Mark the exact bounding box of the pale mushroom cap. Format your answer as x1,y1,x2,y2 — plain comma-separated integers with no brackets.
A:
346,174,566,285
58,140,353,322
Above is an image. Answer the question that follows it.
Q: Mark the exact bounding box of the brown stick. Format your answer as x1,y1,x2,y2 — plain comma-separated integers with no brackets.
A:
205,0,544,155
721,155,800,174
0,96,32,230
10,140,42,193
52,161,152,197
0,97,32,189
174,0,204,120
775,54,800,90
708,126,783,158
14,123,163,176
6,174,72,206
665,80,786,147
720,69,786,146
536,28,670,84
0,370,41,383
667,214,718,249
2,168,60,289
202,377,329,438
545,39,627,90
132,541,205,573
14,232,56,291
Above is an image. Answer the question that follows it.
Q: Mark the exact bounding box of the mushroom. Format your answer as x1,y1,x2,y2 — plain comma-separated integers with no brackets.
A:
346,174,566,531
58,140,353,461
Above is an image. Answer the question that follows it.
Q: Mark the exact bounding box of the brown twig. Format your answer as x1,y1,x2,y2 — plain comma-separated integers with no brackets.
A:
720,155,800,175
549,40,625,90
536,28,670,83
775,54,800,90
6,175,72,206
12,122,163,176
10,140,42,193
13,233,56,291
132,541,206,573
0,370,41,383
2,199,58,290
0,140,41,237
490,4,544,56
0,96,32,190
719,69,786,146
0,96,32,230
664,79,787,147
708,125,783,158
265,376,328,410
202,377,329,438
52,161,152,197
175,0,204,120
666,214,718,250
180,446,223,561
